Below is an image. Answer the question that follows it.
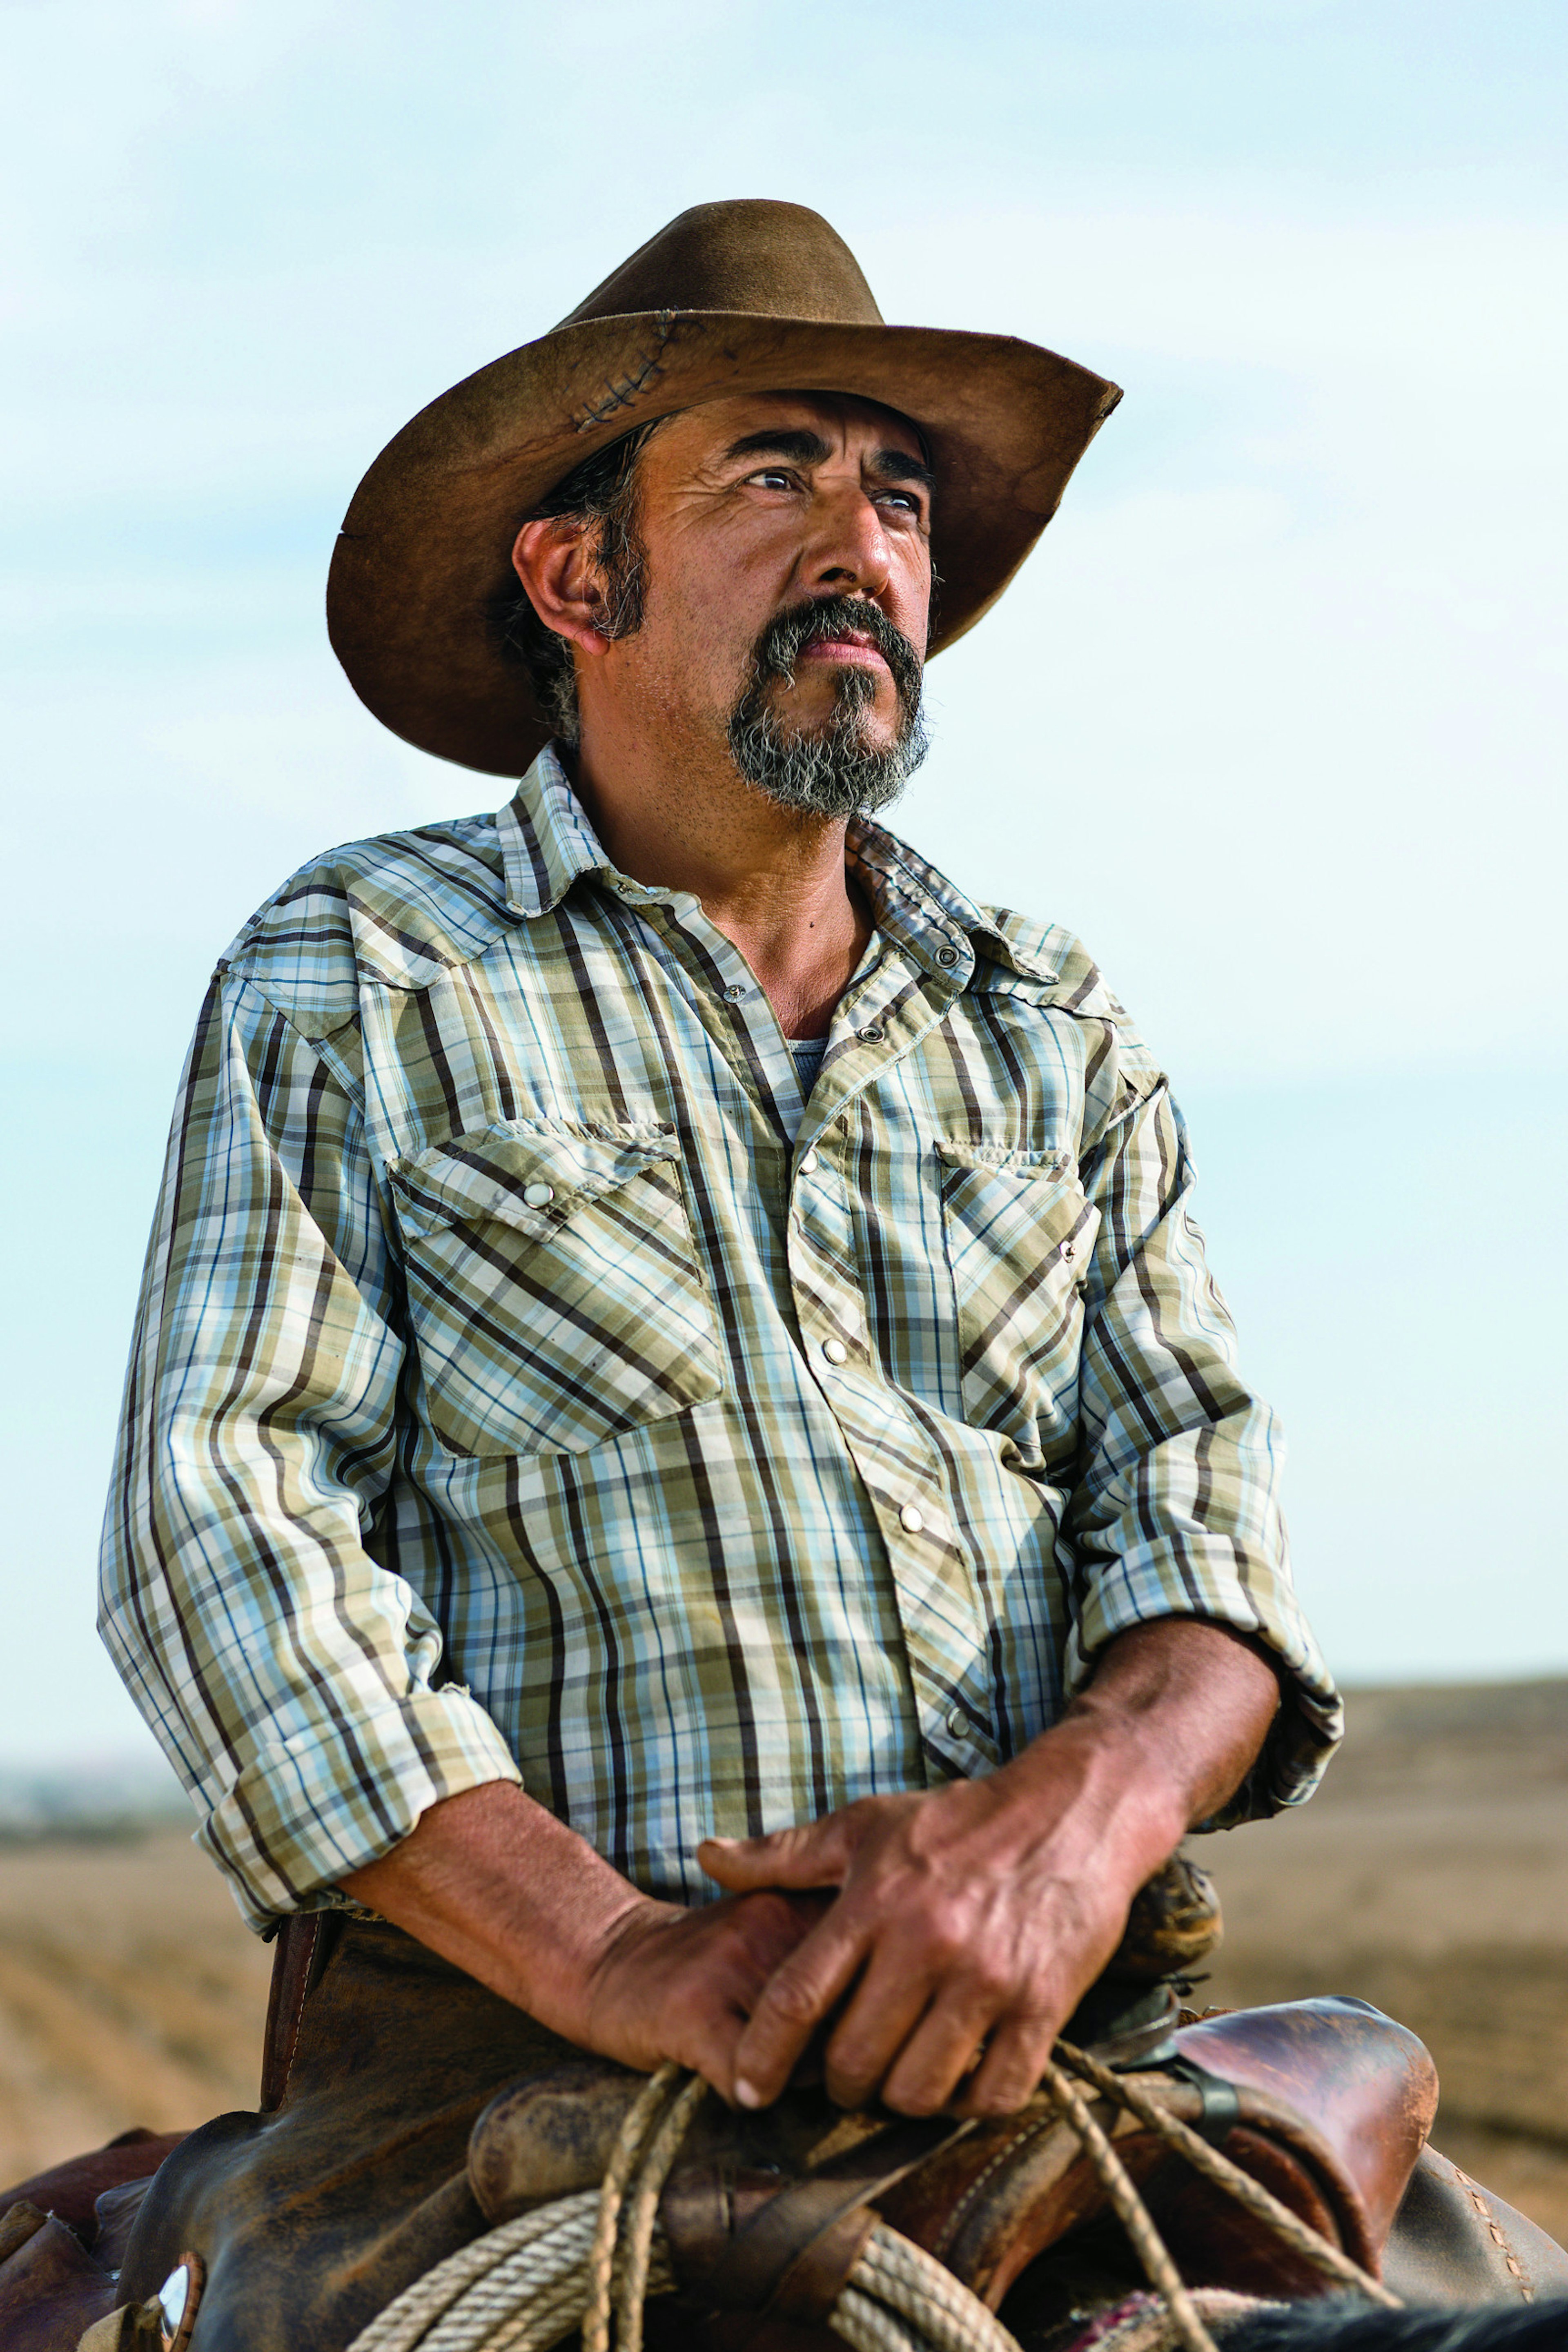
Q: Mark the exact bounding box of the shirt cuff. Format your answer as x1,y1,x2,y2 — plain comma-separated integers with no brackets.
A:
1062,1540,1344,1826
193,1685,524,1933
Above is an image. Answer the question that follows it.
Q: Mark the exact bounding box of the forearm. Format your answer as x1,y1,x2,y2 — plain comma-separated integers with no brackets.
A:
1036,1614,1282,1855
341,1780,828,2092
340,1780,652,2043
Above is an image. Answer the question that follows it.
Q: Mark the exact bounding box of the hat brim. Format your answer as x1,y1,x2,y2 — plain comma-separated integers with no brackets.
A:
326,309,1121,777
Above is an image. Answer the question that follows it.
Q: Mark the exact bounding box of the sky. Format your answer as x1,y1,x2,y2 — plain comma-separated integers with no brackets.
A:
2,0,1565,1777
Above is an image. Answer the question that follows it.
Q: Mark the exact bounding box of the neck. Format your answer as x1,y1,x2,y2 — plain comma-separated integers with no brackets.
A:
568,712,873,1042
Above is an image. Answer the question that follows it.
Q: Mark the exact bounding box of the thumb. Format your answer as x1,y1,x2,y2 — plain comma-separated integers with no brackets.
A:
697,1815,850,1892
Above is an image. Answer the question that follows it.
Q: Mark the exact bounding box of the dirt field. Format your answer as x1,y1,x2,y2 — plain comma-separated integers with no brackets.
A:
0,1828,271,2185
2,1679,1566,2245
1198,1679,1568,2240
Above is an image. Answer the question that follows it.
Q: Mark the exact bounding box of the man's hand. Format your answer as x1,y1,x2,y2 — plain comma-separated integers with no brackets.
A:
698,1740,1143,2116
344,1620,1277,2115
580,1886,832,2088
339,1779,826,2096
700,1619,1279,2117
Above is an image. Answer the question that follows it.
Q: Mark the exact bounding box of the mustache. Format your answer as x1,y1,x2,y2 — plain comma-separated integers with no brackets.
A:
726,590,929,820
747,594,924,719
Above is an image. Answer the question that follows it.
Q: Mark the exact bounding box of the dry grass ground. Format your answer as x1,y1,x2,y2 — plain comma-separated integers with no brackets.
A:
0,1830,271,2184
2,1680,1565,2247
1197,1679,1568,2241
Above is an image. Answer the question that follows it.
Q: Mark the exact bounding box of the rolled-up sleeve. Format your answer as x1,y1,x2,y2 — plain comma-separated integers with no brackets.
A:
1062,1075,1342,1821
99,971,521,1931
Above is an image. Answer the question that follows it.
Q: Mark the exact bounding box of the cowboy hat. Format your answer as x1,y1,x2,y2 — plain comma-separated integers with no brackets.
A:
326,198,1121,776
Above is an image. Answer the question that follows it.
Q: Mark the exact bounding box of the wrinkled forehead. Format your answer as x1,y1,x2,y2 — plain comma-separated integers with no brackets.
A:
665,385,931,467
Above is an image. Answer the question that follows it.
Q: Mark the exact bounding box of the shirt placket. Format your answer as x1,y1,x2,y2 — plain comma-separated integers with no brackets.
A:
620,880,1002,1782
788,942,1005,1777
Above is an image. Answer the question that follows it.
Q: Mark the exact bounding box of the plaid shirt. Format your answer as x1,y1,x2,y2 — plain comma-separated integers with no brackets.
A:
101,748,1341,1932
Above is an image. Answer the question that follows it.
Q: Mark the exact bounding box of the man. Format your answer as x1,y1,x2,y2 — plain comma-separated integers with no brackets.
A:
98,197,1341,2335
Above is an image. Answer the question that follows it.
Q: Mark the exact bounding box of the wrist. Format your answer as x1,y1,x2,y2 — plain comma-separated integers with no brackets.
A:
1002,1706,1188,1878
1059,1618,1281,1833
341,1784,662,2046
578,1894,679,2051
508,1878,664,2045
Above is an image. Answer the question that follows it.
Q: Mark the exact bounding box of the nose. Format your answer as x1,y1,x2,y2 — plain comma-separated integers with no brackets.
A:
804,480,893,601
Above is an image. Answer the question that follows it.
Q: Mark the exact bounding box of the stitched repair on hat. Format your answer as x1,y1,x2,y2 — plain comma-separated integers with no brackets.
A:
572,309,701,432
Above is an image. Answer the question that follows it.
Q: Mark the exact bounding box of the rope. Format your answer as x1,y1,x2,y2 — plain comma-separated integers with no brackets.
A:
615,2071,712,2352
856,2223,1022,2352
584,2061,685,2352
432,2218,628,2352
1053,2039,1402,2311
347,2157,1012,2352
348,2032,1405,2352
834,2283,935,2352
1038,2057,1221,2352
346,2192,675,2352
345,2194,601,2352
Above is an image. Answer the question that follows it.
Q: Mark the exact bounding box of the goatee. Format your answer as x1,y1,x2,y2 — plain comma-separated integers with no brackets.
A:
727,594,929,819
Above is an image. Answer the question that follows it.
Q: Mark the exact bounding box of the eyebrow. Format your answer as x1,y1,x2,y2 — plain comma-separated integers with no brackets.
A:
723,428,936,496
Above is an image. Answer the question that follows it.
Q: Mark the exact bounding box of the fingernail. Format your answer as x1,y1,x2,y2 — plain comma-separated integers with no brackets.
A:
734,2078,762,2109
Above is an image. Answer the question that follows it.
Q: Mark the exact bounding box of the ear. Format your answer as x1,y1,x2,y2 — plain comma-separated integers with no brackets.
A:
510,518,614,658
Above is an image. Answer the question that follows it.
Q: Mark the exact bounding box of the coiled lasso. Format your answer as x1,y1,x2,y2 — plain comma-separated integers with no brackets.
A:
346,2047,1400,2352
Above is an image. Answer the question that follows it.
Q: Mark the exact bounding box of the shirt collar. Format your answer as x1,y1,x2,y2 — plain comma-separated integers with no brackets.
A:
848,814,986,976
497,744,616,916
495,744,1056,986
849,815,1060,985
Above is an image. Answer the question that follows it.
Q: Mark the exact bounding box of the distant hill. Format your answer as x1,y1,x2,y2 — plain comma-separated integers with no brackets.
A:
0,1755,189,1843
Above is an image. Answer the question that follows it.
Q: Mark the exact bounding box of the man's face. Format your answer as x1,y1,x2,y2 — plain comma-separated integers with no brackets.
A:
595,390,934,813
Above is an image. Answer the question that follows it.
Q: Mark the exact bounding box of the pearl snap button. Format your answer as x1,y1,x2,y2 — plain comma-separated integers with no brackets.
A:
898,1504,924,1533
858,1025,882,1044
798,1150,820,1175
724,983,745,1001
523,1183,555,1207
822,1339,848,1365
945,1707,967,1740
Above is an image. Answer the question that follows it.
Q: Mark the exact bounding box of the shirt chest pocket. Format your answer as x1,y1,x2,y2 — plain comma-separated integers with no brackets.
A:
390,1125,724,1460
936,1143,1101,1467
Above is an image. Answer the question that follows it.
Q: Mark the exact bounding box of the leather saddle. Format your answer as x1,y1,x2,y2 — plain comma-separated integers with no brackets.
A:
463,1990,1437,2345
8,1859,1564,2352
453,1860,1443,2343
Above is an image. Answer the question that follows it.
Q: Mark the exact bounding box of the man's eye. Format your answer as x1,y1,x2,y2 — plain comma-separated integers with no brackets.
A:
878,490,923,516
747,468,797,492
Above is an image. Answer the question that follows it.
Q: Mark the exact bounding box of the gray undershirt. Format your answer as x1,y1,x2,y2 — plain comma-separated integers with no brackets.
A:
788,1034,829,1129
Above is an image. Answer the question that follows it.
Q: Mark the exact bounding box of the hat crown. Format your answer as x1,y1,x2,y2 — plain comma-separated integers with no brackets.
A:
556,198,885,331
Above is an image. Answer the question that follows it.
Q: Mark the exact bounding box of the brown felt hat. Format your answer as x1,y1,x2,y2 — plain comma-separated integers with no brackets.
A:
326,198,1122,776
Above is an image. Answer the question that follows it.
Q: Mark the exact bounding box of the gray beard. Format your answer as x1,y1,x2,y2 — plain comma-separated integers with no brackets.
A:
726,599,929,819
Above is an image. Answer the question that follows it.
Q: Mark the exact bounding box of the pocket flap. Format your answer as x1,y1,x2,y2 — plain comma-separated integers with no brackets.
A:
391,1124,680,1244
936,1139,1100,1283
934,1141,1076,1180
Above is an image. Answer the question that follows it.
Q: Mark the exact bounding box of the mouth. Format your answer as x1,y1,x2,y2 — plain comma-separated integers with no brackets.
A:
795,630,889,672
